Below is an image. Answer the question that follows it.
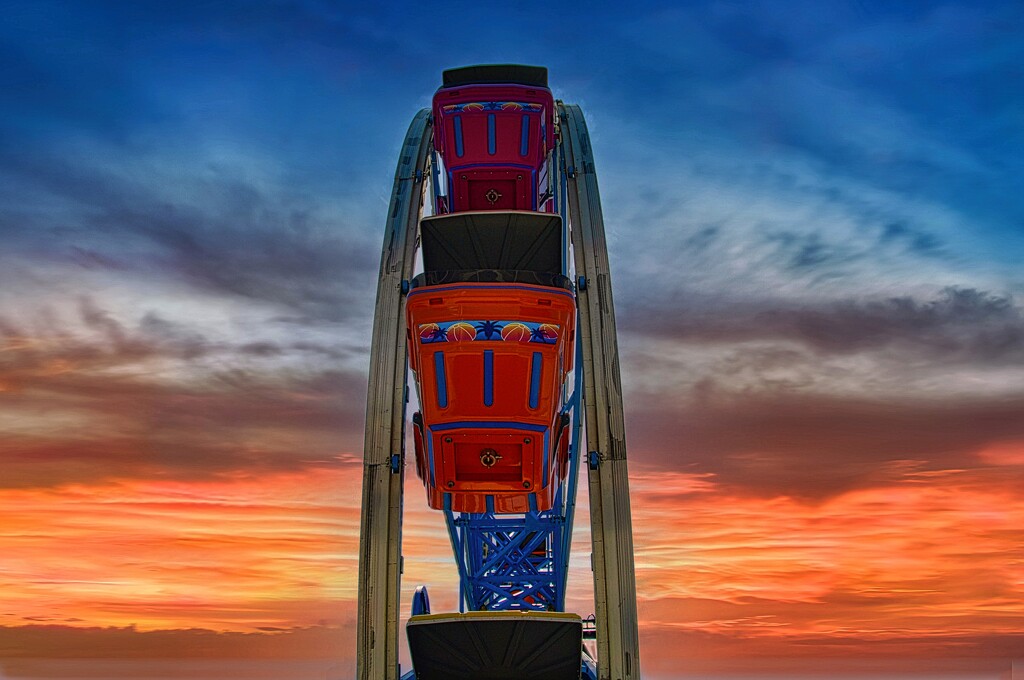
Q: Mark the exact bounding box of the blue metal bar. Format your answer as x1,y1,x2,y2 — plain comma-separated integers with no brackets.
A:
552,475,564,509
559,133,569,274
446,161,536,170
431,420,546,432
542,430,550,486
433,351,448,408
553,133,561,218
453,115,464,157
560,320,586,602
520,114,530,156
443,495,472,612
487,113,496,155
426,427,436,487
407,282,575,300
529,352,542,409
483,350,493,407
532,168,538,211
430,150,441,208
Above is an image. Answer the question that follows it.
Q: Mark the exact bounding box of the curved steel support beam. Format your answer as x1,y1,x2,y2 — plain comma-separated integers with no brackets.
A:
357,109,432,680
559,103,641,680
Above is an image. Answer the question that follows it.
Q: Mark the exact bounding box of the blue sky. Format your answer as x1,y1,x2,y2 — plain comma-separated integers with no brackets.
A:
2,0,1023,673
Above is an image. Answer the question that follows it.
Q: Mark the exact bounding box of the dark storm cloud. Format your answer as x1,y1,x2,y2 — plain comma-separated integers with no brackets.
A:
626,388,1024,498
622,286,1024,365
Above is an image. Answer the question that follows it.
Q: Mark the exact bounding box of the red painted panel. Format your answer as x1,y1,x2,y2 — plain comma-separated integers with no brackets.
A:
452,171,530,211
432,83,555,215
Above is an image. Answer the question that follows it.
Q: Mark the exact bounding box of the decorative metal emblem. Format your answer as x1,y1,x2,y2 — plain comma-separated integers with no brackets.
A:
480,448,502,467
485,188,502,204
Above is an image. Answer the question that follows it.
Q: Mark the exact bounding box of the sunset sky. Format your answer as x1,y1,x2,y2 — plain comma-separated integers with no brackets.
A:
2,1,1023,678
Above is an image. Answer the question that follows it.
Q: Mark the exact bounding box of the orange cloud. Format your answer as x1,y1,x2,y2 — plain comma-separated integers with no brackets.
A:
626,463,1024,663
0,468,358,632
976,440,1024,466
1,444,1022,671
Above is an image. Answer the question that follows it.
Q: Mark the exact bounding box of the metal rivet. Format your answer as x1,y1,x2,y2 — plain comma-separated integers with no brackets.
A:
523,481,531,489
447,481,455,488
524,437,531,444
445,437,453,443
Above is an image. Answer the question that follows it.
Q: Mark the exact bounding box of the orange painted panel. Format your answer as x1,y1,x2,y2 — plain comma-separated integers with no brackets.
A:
407,282,576,513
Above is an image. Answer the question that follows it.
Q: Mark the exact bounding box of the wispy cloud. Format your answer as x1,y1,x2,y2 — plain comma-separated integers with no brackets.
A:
627,390,1024,497
623,286,1024,365
1,298,365,488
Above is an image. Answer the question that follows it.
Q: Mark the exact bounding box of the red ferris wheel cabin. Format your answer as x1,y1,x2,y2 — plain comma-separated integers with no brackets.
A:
431,65,556,214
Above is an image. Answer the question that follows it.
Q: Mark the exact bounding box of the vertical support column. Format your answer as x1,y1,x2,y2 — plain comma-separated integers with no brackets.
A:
357,109,432,680
560,103,641,679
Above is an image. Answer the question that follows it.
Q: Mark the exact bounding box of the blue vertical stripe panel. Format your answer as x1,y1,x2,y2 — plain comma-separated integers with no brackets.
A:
541,430,550,485
529,351,542,409
487,113,496,155
454,116,464,157
520,114,530,156
426,428,436,486
483,350,494,407
434,351,448,408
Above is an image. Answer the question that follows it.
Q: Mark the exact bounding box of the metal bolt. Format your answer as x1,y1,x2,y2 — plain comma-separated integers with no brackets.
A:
523,481,531,489
447,481,455,488
524,437,531,444
445,437,452,443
